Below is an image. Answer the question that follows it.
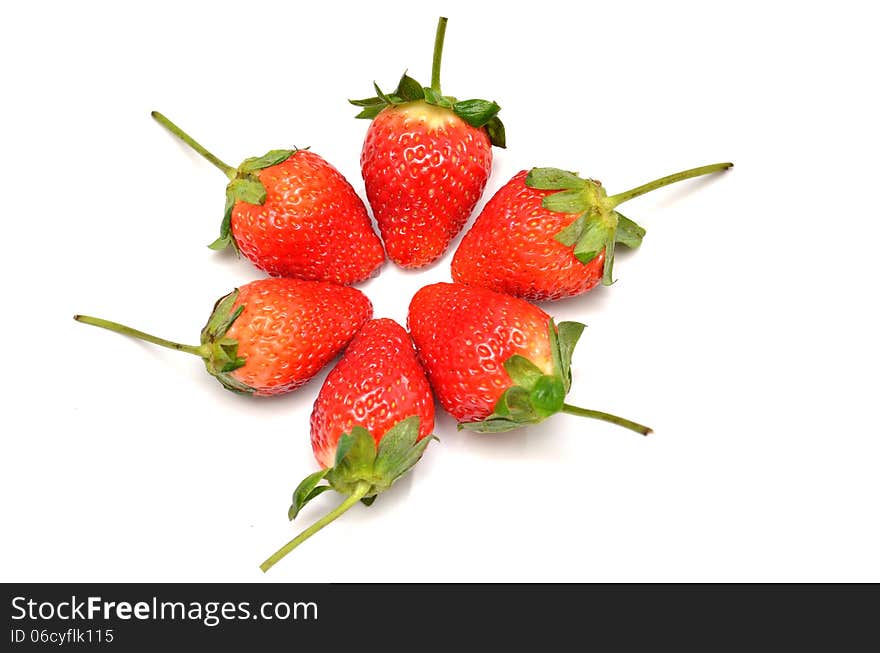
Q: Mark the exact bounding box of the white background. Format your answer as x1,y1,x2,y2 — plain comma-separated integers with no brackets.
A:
1,0,878,582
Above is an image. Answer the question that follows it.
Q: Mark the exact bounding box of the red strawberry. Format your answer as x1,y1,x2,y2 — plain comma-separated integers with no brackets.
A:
351,17,504,268
151,111,385,285
408,282,651,434
74,278,372,396
310,318,435,468
452,163,733,300
260,318,436,571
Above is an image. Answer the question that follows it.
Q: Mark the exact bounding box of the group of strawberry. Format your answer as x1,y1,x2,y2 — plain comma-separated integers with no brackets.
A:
75,18,731,572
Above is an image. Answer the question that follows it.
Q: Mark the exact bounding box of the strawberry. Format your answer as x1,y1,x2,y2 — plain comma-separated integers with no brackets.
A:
452,163,733,300
151,111,385,285
309,318,436,468
408,282,651,434
74,278,372,396
260,318,436,571
351,17,504,268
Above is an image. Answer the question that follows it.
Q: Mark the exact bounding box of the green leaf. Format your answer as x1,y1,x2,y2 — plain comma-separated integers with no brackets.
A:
219,359,245,373
334,433,354,467
373,417,437,483
615,212,646,248
484,116,506,148
553,212,588,247
215,307,244,337
395,72,424,101
288,469,331,521
218,339,238,360
526,168,586,191
215,341,243,370
334,426,377,480
228,177,266,205
207,234,231,250
212,373,256,395
361,495,377,507
380,435,436,484
373,82,394,105
555,321,584,392
542,189,590,214
217,340,246,372
220,354,247,374
212,346,232,368
288,486,332,520
495,386,536,421
503,355,544,389
349,96,385,107
453,99,501,128
239,149,293,173
208,189,236,251
201,290,239,340
422,87,453,108
530,375,565,417
373,416,420,478
422,87,441,104
573,220,613,265
199,291,251,391
574,249,600,265
547,317,564,390
602,237,617,286
354,104,385,120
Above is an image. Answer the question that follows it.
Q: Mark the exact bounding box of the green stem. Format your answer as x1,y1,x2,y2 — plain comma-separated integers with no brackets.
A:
430,17,448,94
151,111,236,180
561,403,653,436
607,162,733,208
260,481,371,572
73,315,205,357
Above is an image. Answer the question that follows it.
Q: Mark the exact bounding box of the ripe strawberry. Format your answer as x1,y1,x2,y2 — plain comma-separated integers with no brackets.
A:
260,318,436,571
452,163,733,300
310,318,435,468
351,17,504,268
74,278,372,396
408,282,651,434
151,111,385,285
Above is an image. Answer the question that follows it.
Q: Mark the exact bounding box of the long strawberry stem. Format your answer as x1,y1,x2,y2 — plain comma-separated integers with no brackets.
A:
607,162,733,208
151,111,236,180
561,403,653,436
74,315,205,357
430,16,448,94
260,481,371,572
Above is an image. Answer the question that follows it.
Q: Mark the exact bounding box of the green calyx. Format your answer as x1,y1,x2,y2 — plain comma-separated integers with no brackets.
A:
199,289,254,394
458,318,651,435
73,289,254,395
150,110,301,254
525,168,635,286
260,417,436,571
460,320,585,433
349,17,506,147
350,74,506,147
456,319,655,437
289,417,437,520
74,288,251,395
526,161,734,285
208,149,300,253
